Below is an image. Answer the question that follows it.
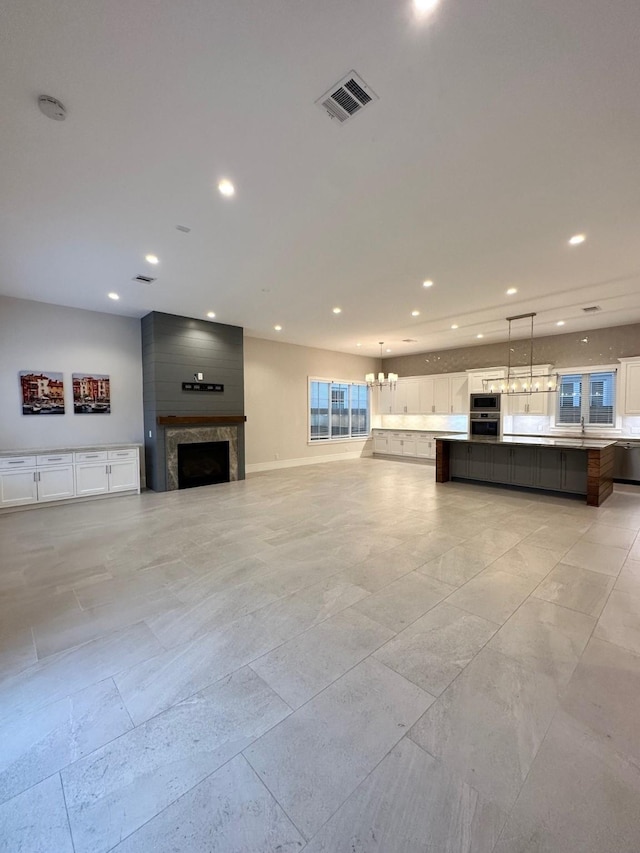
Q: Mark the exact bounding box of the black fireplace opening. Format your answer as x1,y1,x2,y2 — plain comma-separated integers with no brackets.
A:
177,441,230,489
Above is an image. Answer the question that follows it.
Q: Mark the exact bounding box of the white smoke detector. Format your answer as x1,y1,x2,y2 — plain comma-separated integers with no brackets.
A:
38,95,66,121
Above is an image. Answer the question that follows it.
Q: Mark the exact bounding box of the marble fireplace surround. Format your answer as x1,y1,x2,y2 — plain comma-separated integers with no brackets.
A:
162,417,244,491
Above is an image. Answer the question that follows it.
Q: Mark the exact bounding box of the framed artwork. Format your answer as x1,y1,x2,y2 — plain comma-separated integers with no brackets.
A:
73,374,111,414
19,371,65,415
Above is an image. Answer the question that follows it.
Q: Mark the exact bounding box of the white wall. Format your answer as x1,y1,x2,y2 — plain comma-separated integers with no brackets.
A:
244,336,378,472
0,296,144,450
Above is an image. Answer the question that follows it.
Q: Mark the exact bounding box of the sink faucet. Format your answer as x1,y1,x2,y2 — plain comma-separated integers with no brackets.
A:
581,416,585,435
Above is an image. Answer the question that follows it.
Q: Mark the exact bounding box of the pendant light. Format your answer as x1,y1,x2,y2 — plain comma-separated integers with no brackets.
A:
365,342,398,388
483,313,558,394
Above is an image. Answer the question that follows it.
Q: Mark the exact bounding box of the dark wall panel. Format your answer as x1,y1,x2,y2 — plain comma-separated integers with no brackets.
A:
141,311,245,491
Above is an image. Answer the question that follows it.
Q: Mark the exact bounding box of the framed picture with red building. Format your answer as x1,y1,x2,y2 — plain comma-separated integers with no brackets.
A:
72,374,111,414
19,371,65,415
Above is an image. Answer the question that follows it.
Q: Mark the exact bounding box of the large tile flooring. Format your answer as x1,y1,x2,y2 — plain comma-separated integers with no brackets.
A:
1,458,640,852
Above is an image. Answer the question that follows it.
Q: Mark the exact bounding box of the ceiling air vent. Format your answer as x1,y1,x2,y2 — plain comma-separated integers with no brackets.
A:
402,339,418,343
133,275,156,284
582,305,601,313
315,71,378,124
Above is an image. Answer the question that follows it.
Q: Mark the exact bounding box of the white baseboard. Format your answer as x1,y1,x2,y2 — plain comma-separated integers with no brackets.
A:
246,449,372,474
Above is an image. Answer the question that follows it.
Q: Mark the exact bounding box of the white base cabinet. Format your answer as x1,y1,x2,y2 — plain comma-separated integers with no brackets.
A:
372,430,437,461
0,468,39,506
0,447,140,509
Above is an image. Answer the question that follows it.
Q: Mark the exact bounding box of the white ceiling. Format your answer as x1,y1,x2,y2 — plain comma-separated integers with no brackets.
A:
1,0,640,358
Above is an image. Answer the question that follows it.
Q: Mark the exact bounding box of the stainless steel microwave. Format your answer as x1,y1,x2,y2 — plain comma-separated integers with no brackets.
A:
469,393,501,412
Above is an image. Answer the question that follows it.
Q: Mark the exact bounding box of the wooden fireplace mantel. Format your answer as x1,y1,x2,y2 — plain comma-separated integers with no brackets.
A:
157,415,247,426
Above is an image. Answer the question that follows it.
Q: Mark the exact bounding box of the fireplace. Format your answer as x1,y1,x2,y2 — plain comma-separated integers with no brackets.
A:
178,441,230,489
164,423,241,491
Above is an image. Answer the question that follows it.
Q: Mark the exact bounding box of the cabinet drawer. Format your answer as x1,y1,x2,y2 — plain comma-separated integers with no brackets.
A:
36,453,74,466
74,451,108,462
0,456,36,469
108,449,137,460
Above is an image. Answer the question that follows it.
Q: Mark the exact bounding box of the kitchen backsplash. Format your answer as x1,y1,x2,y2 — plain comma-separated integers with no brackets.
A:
376,414,469,432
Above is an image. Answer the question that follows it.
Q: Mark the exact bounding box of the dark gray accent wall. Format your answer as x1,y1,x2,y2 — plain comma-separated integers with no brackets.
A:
385,322,640,377
141,312,244,491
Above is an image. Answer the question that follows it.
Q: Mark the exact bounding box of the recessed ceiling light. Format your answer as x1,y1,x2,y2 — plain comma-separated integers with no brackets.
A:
332,307,342,314
556,320,565,326
411,310,420,317
451,324,459,329
413,0,440,15
145,254,159,265
274,325,282,331
207,311,216,319
386,348,392,353
476,333,484,339
506,287,518,295
108,292,120,300
569,234,586,245
218,179,235,197
356,342,362,347
422,280,434,288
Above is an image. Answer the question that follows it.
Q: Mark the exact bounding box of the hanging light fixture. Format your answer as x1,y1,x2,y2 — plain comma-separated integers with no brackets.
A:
483,313,558,394
366,342,398,388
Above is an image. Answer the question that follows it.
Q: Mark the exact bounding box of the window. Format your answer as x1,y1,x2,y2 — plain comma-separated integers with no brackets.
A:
309,379,370,441
557,371,616,426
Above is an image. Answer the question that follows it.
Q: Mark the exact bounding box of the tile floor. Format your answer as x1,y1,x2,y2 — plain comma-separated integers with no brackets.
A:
1,458,640,852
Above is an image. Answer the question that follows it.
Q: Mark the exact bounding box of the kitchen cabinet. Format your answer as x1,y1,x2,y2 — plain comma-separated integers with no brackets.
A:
416,435,436,459
388,433,404,455
373,431,389,454
0,468,38,506
535,448,563,491
401,434,418,456
467,368,506,395
378,385,393,414
0,454,75,507
371,430,438,461
75,458,139,496
510,447,536,486
489,445,512,483
619,357,640,415
433,377,450,414
561,450,588,494
373,372,468,416
467,444,489,479
0,446,140,510
37,466,75,501
449,374,468,414
393,379,421,414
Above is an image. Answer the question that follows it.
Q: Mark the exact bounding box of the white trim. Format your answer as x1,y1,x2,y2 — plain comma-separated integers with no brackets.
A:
246,449,372,474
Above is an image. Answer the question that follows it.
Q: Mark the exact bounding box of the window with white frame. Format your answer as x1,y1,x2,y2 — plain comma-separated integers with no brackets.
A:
309,379,369,441
556,371,616,426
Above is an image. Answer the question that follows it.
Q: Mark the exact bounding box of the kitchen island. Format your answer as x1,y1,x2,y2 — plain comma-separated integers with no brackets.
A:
435,434,616,506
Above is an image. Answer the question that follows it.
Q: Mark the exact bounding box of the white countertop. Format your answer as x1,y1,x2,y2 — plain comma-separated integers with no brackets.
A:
0,443,140,458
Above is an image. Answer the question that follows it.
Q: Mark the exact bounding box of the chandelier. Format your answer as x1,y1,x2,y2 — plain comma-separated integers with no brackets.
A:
366,342,398,388
483,313,559,394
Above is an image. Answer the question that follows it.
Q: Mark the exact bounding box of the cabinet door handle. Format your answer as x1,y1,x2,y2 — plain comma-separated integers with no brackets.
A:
47,457,62,462
86,454,99,459
33,471,37,482
8,460,25,465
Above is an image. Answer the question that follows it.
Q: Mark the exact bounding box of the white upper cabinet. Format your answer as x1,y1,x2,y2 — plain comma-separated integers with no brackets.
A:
619,357,640,415
466,368,506,394
449,374,469,414
373,372,469,415
433,377,450,413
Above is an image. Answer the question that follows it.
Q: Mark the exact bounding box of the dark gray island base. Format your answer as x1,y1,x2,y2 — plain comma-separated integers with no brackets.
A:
436,435,615,507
